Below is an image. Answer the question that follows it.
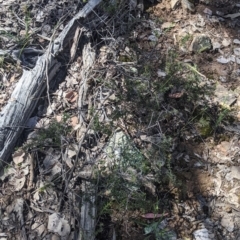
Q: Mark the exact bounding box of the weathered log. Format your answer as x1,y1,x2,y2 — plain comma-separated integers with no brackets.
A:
77,42,97,240
0,0,102,165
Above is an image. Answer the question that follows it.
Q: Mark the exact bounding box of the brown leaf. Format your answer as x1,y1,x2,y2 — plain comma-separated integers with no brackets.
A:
65,91,78,103
12,150,25,164
70,116,78,127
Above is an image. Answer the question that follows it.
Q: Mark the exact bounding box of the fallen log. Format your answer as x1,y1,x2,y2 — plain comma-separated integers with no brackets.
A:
0,0,102,165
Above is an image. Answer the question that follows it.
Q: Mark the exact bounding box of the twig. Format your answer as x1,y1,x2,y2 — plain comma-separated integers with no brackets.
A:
70,27,84,63
28,152,35,190
184,62,207,79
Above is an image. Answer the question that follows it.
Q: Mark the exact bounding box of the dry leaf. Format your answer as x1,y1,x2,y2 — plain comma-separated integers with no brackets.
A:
12,151,25,164
14,176,26,191
56,115,62,122
65,91,78,103
70,116,78,127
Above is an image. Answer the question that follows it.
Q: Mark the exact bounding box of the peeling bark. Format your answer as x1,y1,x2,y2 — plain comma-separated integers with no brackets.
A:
0,0,102,165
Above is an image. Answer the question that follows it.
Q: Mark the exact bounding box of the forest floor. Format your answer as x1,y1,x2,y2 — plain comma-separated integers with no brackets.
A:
1,0,240,239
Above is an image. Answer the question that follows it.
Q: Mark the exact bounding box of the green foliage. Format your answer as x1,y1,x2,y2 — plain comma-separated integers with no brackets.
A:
180,34,192,46
26,114,71,149
38,182,55,194
163,23,175,33
97,134,157,217
18,9,32,49
144,221,174,240
0,8,32,49
215,107,231,129
197,116,212,137
0,56,4,68
164,50,210,101
92,110,113,136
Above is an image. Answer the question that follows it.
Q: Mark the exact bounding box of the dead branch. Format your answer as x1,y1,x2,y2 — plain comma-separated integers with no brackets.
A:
0,0,102,165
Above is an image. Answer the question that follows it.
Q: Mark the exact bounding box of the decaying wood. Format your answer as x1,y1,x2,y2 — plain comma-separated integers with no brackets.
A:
0,0,102,165
77,42,97,240
79,181,96,240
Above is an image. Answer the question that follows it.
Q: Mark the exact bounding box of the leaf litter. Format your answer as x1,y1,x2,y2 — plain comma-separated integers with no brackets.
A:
1,0,240,239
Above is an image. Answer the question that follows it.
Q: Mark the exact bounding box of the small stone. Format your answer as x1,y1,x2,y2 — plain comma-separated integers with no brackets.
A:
221,215,235,232
148,35,158,42
203,8,212,15
157,69,166,77
219,76,227,82
42,24,51,35
216,11,224,16
233,39,240,44
216,56,230,64
214,83,237,107
193,228,209,240
190,34,212,53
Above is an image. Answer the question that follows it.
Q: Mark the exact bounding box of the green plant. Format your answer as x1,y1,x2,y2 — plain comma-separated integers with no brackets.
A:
18,8,32,51
38,182,53,194
144,221,174,240
0,31,19,42
91,110,113,136
0,56,4,67
3,164,11,175
197,115,212,137
163,23,175,33
215,107,231,129
180,34,192,46
96,133,156,215
25,113,71,149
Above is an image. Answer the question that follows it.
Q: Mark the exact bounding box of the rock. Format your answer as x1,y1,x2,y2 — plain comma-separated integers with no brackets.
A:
203,8,212,15
233,39,240,44
148,35,158,42
214,83,237,108
171,0,180,9
193,228,209,240
216,56,231,64
216,11,224,16
157,69,166,77
219,76,227,82
190,34,212,53
221,215,235,232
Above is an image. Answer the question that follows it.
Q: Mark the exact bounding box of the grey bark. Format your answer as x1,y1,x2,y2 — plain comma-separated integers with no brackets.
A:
0,0,102,165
